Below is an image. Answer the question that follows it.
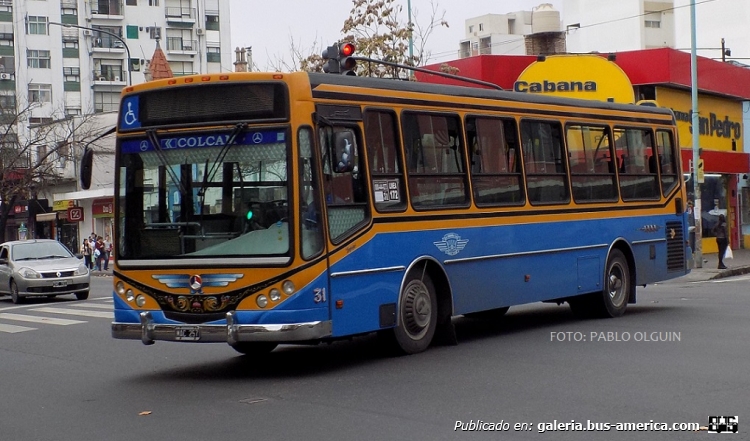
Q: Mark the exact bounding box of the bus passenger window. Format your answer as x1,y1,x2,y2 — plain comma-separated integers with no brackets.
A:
566,124,618,203
520,120,569,205
614,128,660,200
656,130,679,196
466,116,524,206
402,112,468,209
364,110,406,211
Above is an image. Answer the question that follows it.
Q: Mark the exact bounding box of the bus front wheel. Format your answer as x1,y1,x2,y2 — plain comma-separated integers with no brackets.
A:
391,271,438,355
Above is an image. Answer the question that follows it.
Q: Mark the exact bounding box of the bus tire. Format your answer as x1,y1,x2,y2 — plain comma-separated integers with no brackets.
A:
391,270,438,355
230,342,278,355
599,249,630,318
464,306,510,320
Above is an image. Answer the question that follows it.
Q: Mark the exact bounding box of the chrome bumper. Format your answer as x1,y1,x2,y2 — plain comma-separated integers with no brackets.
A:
112,311,332,346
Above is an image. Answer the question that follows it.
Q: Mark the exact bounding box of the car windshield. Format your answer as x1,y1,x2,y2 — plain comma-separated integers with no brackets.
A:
12,242,73,261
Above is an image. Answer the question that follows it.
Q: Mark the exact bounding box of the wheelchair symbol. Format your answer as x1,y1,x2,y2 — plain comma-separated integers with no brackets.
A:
124,102,137,126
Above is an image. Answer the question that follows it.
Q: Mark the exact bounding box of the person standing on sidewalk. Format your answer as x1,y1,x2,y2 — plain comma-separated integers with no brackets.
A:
103,235,112,271
81,239,93,270
714,214,728,270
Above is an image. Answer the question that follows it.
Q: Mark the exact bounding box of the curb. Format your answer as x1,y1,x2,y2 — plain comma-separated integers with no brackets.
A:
709,265,750,280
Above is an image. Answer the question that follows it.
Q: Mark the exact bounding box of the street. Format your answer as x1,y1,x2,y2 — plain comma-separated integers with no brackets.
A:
0,274,746,441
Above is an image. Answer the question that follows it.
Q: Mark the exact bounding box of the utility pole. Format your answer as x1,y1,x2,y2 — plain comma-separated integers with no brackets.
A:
690,0,703,268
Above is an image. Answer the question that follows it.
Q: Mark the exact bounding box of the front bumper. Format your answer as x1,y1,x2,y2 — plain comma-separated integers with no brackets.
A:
112,311,332,346
17,276,90,296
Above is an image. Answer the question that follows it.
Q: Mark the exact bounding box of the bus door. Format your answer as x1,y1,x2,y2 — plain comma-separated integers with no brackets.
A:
316,110,374,337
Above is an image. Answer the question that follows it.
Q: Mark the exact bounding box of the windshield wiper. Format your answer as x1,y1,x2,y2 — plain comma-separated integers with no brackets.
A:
39,255,69,259
146,129,189,198
15,257,40,261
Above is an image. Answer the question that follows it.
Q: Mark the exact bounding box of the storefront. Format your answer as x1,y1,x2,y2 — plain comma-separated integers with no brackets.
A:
92,198,114,241
54,199,81,253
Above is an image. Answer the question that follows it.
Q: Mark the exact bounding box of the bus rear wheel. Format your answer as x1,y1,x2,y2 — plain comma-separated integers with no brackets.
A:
230,342,278,355
569,249,630,318
390,270,437,355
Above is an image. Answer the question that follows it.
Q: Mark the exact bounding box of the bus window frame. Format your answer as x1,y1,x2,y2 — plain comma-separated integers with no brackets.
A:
519,118,571,206
362,107,408,213
400,110,471,211
564,122,620,204
655,128,680,198
464,113,526,208
298,125,326,261
613,125,662,202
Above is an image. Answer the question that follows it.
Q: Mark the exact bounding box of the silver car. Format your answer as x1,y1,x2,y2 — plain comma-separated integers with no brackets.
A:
0,239,90,304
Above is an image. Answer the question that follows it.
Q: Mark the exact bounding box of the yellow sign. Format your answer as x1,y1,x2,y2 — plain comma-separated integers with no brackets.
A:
514,54,635,103
53,200,75,211
697,159,705,183
655,87,743,151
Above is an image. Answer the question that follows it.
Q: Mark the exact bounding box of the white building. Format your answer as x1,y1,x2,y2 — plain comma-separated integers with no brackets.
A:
0,0,232,249
563,0,675,53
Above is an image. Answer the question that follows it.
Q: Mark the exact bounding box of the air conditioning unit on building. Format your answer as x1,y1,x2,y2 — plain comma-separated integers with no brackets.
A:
98,76,106,81
196,28,204,36
0,73,10,80
83,30,92,36
114,76,121,82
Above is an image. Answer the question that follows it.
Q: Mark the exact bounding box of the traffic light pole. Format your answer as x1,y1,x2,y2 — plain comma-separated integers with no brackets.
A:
690,0,703,268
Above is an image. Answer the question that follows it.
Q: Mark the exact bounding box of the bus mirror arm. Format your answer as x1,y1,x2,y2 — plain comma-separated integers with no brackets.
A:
79,126,116,190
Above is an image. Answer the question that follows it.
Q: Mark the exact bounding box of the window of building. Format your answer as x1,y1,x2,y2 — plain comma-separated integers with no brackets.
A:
479,23,484,31
520,120,569,205
402,112,468,208
206,13,220,31
207,46,221,63
364,110,406,211
126,0,137,5
28,84,52,104
65,107,82,117
26,16,48,35
149,0,159,5
126,25,138,39
61,8,77,16
614,127,660,200
644,20,661,28
566,124,618,203
169,60,194,76
27,50,51,68
466,116,524,206
94,91,119,112
469,25,474,33
63,66,81,82
149,26,161,39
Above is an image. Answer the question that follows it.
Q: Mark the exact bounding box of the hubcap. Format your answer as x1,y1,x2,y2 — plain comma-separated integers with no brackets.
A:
608,263,626,308
402,280,432,340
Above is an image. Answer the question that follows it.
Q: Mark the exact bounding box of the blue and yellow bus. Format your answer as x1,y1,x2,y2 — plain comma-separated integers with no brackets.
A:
103,70,689,355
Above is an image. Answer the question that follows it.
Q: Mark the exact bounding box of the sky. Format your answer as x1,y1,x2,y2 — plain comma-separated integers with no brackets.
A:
228,0,563,71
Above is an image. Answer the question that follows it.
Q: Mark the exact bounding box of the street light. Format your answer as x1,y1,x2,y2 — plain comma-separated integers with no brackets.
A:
48,21,132,85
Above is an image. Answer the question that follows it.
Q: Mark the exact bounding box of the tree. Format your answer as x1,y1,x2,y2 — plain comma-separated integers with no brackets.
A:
0,102,109,243
267,0,448,77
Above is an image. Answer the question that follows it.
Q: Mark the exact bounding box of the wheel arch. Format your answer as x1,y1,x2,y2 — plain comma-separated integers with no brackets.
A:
397,256,454,327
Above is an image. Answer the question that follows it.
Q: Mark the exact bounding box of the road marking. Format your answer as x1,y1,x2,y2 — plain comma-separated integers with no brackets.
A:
0,313,85,325
64,303,114,310
30,307,114,319
0,323,37,333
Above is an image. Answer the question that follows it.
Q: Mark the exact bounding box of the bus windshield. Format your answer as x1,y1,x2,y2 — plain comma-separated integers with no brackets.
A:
117,128,290,261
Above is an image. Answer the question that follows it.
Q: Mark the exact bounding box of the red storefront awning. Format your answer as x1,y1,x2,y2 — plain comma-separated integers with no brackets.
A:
681,149,750,174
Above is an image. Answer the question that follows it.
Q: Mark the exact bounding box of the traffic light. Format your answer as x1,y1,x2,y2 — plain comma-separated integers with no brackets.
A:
339,43,357,76
322,44,340,74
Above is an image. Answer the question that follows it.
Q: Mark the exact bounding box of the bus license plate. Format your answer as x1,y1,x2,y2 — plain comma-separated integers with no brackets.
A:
175,326,200,341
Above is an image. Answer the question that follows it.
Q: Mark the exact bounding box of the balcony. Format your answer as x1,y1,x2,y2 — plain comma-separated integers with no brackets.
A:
93,69,126,84
165,7,196,24
89,0,124,20
166,37,197,54
91,35,126,54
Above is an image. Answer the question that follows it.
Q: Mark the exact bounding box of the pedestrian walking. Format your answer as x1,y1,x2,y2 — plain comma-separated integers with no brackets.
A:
714,214,728,269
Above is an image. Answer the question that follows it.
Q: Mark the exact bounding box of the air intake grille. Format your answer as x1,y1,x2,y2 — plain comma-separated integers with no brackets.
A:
666,221,685,272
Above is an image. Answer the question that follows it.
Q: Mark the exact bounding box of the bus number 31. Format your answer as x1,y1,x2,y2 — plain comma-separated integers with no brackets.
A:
313,288,327,303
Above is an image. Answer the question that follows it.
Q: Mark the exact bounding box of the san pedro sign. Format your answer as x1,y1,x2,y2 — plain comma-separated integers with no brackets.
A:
514,54,635,104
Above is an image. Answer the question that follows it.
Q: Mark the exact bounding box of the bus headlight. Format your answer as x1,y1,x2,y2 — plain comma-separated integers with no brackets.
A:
282,280,295,295
269,288,281,302
126,289,135,302
136,295,147,307
256,295,268,308
116,282,126,295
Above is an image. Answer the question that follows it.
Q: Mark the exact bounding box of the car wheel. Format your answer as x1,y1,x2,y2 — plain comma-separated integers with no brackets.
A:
230,342,278,355
10,280,23,304
76,291,90,301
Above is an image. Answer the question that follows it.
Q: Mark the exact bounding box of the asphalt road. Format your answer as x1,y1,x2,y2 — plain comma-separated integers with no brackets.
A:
0,274,746,441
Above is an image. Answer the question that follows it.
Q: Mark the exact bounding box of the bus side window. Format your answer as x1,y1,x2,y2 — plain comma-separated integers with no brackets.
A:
364,110,406,211
520,120,570,205
319,125,370,243
615,127,660,201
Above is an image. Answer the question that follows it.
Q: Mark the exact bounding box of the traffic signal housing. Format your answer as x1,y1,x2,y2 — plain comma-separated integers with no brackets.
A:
322,43,341,74
339,43,357,76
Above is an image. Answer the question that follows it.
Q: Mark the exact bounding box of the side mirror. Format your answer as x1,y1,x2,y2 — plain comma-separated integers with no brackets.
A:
333,131,355,173
80,147,94,190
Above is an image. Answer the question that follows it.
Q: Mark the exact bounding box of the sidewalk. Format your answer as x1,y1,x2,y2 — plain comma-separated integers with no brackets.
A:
675,247,750,283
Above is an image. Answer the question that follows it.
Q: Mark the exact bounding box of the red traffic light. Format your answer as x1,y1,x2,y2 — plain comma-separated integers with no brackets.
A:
340,43,355,57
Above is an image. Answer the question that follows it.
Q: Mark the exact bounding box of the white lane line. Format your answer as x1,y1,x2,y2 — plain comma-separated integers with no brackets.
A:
64,303,114,310
30,307,114,319
0,313,85,326
0,323,37,333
